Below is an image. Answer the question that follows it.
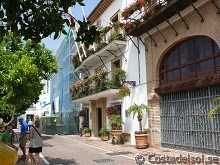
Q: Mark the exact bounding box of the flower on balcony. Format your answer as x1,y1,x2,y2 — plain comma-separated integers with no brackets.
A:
121,7,133,20
123,21,140,32
105,106,119,117
93,70,108,81
81,77,93,88
73,81,83,90
121,0,147,20
155,73,220,95
124,22,134,32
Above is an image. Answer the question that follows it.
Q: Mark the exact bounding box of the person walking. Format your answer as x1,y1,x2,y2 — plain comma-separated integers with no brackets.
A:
0,125,18,151
27,115,43,165
18,116,29,159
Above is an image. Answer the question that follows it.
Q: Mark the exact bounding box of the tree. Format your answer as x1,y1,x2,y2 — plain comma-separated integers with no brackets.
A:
0,33,59,120
0,0,100,46
127,103,149,133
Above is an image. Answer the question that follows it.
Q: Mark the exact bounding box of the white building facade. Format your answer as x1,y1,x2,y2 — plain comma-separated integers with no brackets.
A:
71,0,148,145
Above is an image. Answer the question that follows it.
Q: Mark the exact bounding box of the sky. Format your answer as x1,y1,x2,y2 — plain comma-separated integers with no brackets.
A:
41,0,100,54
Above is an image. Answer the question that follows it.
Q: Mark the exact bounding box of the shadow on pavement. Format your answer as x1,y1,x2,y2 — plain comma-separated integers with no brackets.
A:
43,142,53,148
42,135,54,141
45,157,79,164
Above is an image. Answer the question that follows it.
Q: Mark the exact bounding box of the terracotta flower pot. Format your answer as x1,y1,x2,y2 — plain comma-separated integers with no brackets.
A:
84,132,91,137
111,129,122,136
101,135,109,141
135,134,148,149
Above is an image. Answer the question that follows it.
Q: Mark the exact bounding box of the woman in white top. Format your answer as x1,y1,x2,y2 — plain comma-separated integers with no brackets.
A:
27,115,43,165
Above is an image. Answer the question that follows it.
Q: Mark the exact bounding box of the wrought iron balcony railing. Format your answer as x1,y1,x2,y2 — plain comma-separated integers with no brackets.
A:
123,0,198,37
70,70,123,100
71,28,126,69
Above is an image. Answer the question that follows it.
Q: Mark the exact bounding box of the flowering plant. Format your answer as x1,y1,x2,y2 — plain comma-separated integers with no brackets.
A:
121,0,147,20
78,108,89,117
155,74,220,94
71,55,81,68
105,106,119,117
93,70,108,82
81,77,93,88
124,22,134,32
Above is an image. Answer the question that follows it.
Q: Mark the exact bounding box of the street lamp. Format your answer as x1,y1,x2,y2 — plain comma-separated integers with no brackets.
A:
119,73,136,87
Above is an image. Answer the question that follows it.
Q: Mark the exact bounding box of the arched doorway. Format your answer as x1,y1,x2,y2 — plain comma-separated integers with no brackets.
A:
157,36,220,155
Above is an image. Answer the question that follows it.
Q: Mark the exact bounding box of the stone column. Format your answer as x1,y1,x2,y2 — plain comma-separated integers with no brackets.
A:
148,91,161,147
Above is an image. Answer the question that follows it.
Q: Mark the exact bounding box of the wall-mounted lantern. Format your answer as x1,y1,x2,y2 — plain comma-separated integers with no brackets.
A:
119,73,136,87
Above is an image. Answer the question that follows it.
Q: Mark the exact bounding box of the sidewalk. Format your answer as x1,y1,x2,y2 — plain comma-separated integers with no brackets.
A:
63,135,220,165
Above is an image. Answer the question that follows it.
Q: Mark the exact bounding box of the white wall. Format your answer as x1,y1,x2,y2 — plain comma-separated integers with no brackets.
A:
84,0,149,145
121,34,148,144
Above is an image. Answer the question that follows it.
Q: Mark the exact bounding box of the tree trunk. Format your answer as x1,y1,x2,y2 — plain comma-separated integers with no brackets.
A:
139,121,142,132
6,108,16,126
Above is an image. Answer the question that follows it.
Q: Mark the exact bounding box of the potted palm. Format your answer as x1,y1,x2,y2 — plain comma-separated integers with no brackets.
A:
110,115,123,135
83,127,91,137
99,128,109,141
127,103,149,149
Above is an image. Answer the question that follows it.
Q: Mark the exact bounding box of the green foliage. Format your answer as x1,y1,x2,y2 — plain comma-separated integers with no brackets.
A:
110,115,123,130
76,20,101,47
83,127,91,133
113,68,126,77
117,85,131,98
208,97,220,119
106,80,121,89
0,33,59,115
0,0,85,42
108,34,125,43
127,103,149,120
127,103,149,132
99,128,109,136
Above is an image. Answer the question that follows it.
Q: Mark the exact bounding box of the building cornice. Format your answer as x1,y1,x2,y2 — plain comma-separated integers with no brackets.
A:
87,0,115,25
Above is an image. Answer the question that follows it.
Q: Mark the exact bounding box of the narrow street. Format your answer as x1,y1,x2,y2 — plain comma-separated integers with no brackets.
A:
41,135,136,165
16,134,220,165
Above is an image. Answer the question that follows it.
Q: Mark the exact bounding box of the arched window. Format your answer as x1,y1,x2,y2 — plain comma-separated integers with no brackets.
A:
159,36,220,86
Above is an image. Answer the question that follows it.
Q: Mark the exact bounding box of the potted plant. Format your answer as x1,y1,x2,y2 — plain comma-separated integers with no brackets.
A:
83,127,91,137
113,68,126,77
117,85,131,98
110,115,123,135
105,106,119,118
127,103,149,149
99,128,109,141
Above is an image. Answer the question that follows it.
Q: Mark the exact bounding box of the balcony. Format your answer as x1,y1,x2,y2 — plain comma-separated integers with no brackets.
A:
70,70,122,103
72,89,120,104
123,0,198,37
71,28,127,72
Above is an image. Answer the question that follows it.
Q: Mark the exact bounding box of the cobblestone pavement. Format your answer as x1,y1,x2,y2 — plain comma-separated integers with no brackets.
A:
16,134,220,165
